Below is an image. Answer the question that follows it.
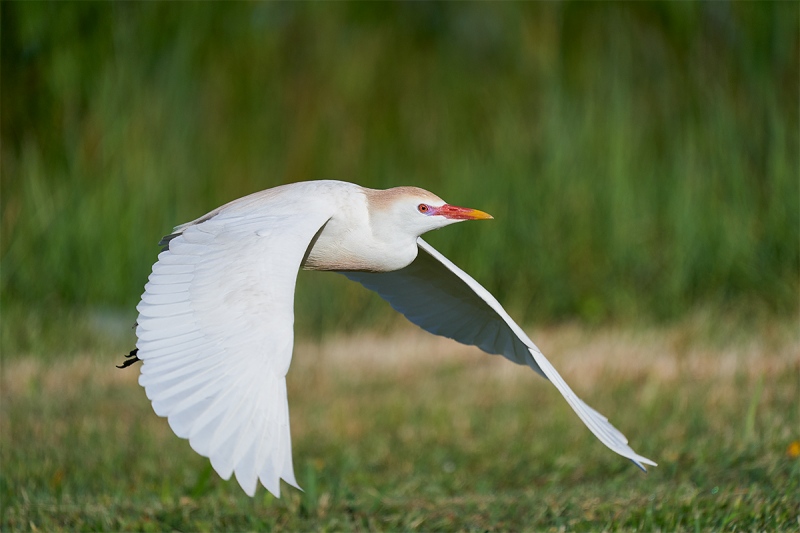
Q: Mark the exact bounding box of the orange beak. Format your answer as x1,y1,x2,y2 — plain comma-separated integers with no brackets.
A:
435,204,494,220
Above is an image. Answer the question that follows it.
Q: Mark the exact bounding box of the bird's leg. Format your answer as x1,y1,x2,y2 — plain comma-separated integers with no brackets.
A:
117,348,141,369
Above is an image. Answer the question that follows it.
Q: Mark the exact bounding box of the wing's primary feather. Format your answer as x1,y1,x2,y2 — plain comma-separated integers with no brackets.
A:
343,238,656,470
136,209,332,497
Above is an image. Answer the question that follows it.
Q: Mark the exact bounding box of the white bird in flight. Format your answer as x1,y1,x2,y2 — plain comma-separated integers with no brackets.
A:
129,180,656,497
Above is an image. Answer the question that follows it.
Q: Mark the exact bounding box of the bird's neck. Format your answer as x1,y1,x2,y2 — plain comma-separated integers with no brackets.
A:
302,204,419,273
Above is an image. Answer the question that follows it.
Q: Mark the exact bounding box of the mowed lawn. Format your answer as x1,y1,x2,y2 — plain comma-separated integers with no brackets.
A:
2,319,798,531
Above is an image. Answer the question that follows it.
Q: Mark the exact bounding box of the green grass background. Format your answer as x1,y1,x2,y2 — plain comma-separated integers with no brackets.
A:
2,2,799,531
2,2,797,351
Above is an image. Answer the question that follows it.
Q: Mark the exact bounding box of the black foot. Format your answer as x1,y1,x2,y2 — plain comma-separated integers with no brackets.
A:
117,348,141,369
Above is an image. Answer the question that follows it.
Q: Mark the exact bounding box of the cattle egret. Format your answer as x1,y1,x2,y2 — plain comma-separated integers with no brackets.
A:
129,179,656,497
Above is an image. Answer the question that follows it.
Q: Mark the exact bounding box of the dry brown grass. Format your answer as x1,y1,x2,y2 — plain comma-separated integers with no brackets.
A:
4,319,796,401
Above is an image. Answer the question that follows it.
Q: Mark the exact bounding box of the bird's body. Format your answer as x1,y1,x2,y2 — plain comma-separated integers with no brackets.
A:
133,180,655,497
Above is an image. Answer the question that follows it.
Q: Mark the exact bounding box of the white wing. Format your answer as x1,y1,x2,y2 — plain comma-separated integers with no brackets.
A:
136,209,332,497
343,238,656,470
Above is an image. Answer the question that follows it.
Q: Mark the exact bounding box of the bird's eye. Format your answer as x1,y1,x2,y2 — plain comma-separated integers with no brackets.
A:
418,204,430,213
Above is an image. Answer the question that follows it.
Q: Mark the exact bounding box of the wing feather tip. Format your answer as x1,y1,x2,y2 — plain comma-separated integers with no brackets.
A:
628,454,658,472
235,469,259,497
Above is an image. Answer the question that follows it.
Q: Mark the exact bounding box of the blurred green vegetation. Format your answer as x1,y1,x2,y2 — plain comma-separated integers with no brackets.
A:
2,2,798,352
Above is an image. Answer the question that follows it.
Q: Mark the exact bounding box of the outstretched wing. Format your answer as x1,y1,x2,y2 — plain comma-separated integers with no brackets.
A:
343,238,656,470
136,210,332,497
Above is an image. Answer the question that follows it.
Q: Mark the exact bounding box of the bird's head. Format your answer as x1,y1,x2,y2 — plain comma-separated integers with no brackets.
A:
367,186,493,240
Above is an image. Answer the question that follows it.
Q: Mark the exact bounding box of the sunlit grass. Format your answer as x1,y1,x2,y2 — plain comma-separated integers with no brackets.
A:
2,320,798,531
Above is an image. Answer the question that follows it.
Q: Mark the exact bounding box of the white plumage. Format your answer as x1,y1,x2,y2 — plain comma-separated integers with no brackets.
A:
134,180,656,497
